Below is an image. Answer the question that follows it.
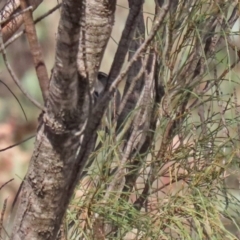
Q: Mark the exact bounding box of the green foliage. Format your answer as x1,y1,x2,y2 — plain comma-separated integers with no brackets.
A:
63,1,240,239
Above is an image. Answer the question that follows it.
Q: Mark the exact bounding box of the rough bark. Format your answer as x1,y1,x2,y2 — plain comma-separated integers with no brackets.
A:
77,0,116,88
11,0,116,238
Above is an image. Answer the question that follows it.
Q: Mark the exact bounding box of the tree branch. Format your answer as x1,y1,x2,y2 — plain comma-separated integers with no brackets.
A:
20,0,49,102
11,0,117,239
108,0,144,85
0,0,43,42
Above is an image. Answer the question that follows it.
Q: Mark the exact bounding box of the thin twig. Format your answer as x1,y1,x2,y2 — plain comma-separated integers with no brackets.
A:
0,0,20,23
0,24,45,111
0,135,35,152
115,54,150,123
104,58,154,201
33,3,61,24
0,6,32,25
0,79,27,121
0,3,62,52
109,1,170,94
0,0,43,42
0,179,14,191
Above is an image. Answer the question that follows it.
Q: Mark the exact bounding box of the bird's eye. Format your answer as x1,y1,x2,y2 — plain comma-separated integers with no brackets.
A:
94,91,99,98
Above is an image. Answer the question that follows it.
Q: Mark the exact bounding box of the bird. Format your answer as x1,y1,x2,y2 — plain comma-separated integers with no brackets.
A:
93,71,121,126
93,71,109,99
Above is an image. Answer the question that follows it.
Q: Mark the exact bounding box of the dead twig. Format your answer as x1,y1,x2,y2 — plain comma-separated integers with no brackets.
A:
0,135,35,152
0,179,14,191
0,23,45,111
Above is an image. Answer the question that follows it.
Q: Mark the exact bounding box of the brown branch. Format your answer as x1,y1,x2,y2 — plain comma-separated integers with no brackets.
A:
0,0,20,23
108,0,144,85
0,5,32,25
20,0,49,102
116,0,145,130
0,3,62,52
0,0,43,42
115,55,148,124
